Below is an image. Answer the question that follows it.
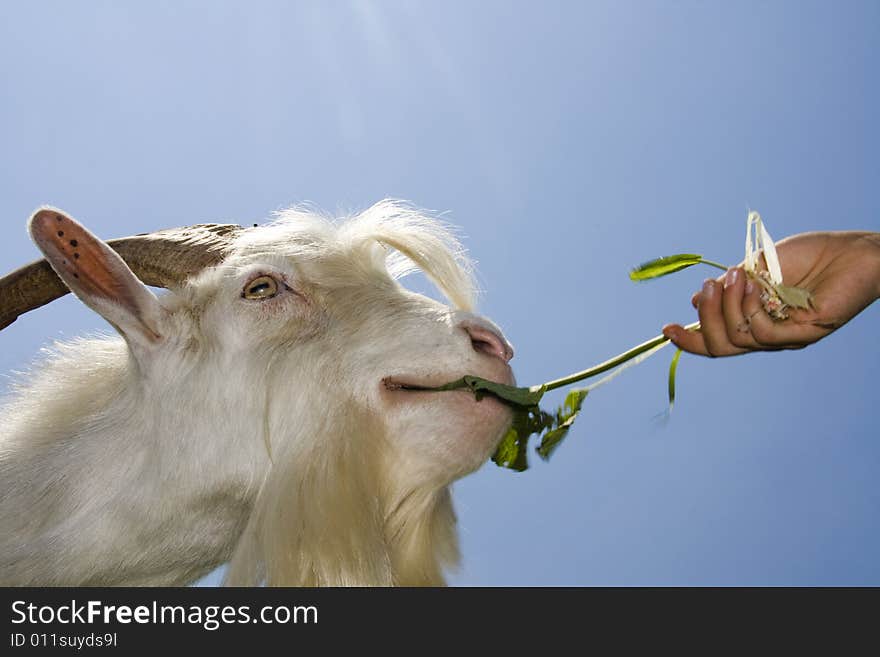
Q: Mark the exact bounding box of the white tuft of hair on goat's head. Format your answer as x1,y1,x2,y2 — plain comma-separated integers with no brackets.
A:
0,200,515,586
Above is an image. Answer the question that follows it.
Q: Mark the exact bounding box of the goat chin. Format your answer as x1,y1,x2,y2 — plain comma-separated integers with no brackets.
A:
0,200,515,586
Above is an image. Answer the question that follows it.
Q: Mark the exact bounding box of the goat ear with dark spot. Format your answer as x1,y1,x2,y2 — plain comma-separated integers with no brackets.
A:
28,207,165,346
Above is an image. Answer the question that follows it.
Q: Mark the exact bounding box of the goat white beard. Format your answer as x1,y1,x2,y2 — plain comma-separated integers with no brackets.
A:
224,403,460,586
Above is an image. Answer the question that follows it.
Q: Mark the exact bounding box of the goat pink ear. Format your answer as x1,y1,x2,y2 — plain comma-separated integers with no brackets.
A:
28,207,164,344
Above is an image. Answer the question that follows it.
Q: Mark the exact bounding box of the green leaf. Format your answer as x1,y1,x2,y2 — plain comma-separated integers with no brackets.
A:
630,254,705,281
667,348,683,413
419,376,545,408
492,405,554,471
492,423,527,471
462,376,546,407
537,388,588,461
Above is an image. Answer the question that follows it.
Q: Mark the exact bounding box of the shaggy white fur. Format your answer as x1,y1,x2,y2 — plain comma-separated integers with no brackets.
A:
0,200,514,586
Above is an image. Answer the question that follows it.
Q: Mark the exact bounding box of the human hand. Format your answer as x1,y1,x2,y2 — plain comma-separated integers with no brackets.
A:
662,231,880,357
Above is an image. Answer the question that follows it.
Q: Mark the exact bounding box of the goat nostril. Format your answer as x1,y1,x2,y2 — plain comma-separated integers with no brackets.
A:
463,323,513,363
472,338,495,357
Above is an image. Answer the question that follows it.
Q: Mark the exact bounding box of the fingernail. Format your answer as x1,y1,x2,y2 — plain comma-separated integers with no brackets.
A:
662,325,678,340
724,268,739,289
745,279,755,295
702,279,715,297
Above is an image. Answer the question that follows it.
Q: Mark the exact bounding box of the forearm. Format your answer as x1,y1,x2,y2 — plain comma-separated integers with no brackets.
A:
862,232,880,301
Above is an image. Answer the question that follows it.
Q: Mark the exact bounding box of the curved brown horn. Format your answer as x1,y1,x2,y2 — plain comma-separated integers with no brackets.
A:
0,221,245,331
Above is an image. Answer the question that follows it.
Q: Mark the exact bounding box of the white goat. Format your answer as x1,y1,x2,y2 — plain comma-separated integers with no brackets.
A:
0,201,515,586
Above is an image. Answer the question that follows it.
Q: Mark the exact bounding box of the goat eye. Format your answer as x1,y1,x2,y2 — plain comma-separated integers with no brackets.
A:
243,275,279,300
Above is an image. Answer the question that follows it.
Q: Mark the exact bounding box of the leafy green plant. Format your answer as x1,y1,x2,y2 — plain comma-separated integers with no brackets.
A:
418,321,698,471
421,211,813,471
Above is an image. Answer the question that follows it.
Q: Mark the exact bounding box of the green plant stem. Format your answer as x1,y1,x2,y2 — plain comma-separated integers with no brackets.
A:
699,258,728,271
542,321,701,392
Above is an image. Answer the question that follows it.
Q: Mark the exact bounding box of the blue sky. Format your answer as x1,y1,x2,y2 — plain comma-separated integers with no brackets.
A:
1,1,877,585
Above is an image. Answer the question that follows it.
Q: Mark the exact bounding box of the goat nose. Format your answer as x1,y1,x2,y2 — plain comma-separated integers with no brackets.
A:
460,321,514,363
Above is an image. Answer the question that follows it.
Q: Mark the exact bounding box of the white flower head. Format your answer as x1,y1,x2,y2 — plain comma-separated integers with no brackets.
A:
744,210,814,319
745,211,783,284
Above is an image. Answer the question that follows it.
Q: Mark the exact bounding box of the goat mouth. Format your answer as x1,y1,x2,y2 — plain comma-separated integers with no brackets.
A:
381,376,513,400
382,377,439,393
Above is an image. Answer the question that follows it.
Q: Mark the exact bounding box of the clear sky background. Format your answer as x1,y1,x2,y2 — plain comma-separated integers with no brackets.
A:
1,1,877,585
